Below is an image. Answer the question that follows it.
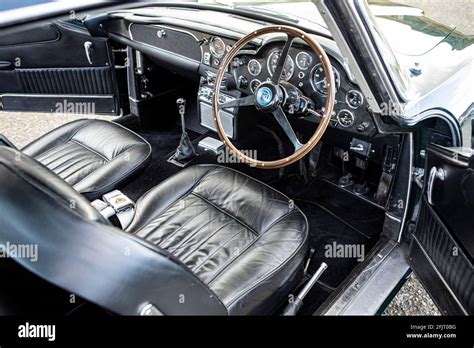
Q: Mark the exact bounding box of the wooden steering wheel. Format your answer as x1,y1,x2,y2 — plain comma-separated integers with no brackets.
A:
212,25,336,169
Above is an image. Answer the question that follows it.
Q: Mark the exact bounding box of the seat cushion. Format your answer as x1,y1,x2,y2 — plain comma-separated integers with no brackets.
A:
22,119,151,200
127,165,308,315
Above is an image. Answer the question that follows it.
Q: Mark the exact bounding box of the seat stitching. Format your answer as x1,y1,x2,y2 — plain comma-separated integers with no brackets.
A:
219,212,309,309
63,161,98,182
23,119,91,156
130,166,219,232
191,192,259,236
137,197,202,240
205,232,260,285
167,214,221,255
180,220,234,263
69,139,109,162
261,210,297,235
158,205,211,248
191,225,249,273
49,152,93,175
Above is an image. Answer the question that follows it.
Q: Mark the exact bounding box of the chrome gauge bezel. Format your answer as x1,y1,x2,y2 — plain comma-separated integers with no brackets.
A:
345,89,364,109
267,50,295,81
247,59,262,76
310,63,341,95
295,51,313,71
337,109,355,128
249,79,262,93
209,37,226,58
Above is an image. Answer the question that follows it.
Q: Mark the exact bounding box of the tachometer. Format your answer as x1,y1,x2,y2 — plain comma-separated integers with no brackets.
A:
209,37,226,58
267,50,294,81
310,63,341,95
296,52,312,71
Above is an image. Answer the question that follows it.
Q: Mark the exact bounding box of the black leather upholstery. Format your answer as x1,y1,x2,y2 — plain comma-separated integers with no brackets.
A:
127,165,309,315
0,146,227,315
0,146,106,223
22,119,151,200
0,141,308,314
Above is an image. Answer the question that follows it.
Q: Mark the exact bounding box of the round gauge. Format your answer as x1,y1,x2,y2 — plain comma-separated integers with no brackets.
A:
250,79,261,93
337,109,355,128
247,59,262,76
267,50,295,81
310,63,341,95
296,52,312,71
346,90,364,109
209,37,226,58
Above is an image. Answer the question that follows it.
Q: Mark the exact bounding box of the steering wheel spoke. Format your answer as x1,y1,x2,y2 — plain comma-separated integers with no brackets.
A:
219,95,254,110
271,34,295,84
272,107,303,151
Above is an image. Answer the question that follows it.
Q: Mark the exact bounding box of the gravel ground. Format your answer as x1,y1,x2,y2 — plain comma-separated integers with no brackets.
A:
383,274,441,316
0,110,442,316
0,111,116,149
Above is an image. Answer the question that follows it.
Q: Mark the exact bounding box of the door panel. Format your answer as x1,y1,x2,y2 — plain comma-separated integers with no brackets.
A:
0,20,119,114
409,145,474,315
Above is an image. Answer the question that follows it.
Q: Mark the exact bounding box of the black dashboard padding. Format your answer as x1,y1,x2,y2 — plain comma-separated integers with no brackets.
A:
130,24,202,62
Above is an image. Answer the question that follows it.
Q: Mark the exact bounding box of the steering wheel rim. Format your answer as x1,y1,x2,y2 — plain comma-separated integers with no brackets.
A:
212,25,336,169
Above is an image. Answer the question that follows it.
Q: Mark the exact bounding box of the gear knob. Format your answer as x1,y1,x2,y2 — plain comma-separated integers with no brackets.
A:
176,98,186,115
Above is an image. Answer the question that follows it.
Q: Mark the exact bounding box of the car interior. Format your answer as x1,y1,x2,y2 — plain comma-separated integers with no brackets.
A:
0,3,463,316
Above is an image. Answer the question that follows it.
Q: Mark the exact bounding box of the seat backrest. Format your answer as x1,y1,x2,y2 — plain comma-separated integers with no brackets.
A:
0,146,227,315
0,146,105,222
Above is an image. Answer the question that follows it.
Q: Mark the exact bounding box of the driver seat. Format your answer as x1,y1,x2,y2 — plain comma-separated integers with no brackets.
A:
126,165,309,314
0,147,308,315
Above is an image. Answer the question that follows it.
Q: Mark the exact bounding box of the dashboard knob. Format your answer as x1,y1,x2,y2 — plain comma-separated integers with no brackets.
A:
157,29,166,38
238,76,249,89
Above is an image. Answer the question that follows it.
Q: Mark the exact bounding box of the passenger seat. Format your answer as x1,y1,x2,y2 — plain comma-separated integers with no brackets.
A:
21,119,151,200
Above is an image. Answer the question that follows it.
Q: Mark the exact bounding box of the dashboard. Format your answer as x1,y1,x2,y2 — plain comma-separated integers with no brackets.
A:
230,42,374,133
103,7,377,137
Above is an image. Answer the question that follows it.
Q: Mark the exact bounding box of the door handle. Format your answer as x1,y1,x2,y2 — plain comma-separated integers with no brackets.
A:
84,41,93,65
427,166,445,205
0,61,13,70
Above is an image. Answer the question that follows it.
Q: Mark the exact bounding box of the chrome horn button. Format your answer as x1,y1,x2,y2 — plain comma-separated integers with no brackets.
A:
254,82,283,112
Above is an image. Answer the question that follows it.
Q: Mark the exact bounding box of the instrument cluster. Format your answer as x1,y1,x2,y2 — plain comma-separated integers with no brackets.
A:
231,44,374,134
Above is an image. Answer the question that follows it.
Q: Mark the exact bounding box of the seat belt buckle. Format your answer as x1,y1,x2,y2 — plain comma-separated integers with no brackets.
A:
91,199,116,219
103,190,135,213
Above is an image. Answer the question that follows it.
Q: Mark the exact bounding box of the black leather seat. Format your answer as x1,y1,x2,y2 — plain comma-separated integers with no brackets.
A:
127,165,308,314
22,119,151,199
0,145,308,315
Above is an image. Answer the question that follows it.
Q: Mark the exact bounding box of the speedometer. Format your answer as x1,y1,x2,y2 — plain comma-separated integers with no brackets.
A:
267,50,294,81
310,63,341,95
209,37,226,58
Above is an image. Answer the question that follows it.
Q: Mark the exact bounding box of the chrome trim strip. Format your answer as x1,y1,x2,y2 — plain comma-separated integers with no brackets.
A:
313,0,382,113
399,133,413,242
321,239,409,315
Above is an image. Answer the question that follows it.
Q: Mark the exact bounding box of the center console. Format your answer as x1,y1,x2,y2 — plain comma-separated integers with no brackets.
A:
198,70,241,139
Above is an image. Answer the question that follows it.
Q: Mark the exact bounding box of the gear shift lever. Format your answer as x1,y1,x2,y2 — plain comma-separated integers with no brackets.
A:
172,98,196,164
